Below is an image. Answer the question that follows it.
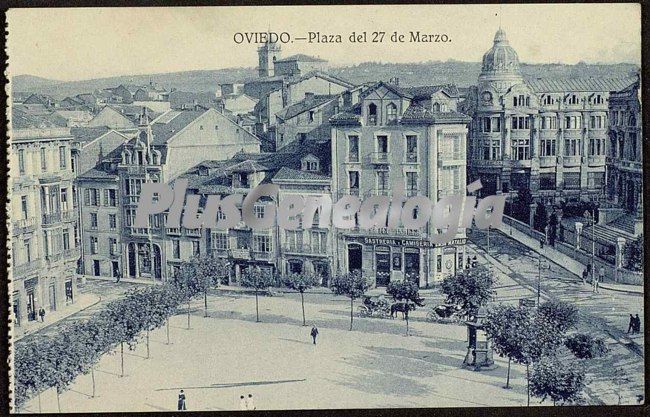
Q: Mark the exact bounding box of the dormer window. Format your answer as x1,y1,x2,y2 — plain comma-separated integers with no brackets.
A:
301,155,320,172
199,166,209,176
433,102,441,112
386,103,397,123
368,103,377,125
234,173,249,188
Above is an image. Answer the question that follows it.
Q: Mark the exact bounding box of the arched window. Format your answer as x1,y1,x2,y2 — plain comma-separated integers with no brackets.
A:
628,115,636,127
386,103,398,122
433,102,441,112
368,103,377,125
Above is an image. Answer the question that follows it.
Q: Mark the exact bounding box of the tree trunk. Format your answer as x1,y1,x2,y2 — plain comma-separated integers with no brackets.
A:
146,330,150,359
506,357,511,388
301,291,306,326
166,318,170,345
255,289,260,322
120,342,124,378
349,297,354,331
187,298,191,330
56,389,61,413
526,363,530,406
204,290,208,317
91,366,96,398
405,314,409,336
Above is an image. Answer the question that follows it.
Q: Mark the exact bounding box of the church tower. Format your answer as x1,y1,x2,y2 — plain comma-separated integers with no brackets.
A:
258,38,281,78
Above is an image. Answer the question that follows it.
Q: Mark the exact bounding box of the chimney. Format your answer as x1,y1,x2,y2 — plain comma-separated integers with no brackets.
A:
389,77,400,86
304,92,315,102
343,91,352,108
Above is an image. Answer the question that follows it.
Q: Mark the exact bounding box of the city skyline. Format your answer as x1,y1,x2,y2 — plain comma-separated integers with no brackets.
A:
7,4,641,82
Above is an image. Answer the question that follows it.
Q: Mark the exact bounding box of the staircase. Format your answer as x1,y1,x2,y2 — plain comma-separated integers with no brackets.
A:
607,213,638,236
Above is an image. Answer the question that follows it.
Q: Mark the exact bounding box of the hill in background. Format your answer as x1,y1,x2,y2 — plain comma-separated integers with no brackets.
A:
12,61,639,98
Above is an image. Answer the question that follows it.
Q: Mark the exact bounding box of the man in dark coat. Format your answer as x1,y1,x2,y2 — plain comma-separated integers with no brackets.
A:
178,389,186,410
38,307,46,322
310,325,319,344
627,314,635,333
634,314,641,334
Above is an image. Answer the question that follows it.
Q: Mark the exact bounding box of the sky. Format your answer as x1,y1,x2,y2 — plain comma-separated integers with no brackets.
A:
6,4,642,82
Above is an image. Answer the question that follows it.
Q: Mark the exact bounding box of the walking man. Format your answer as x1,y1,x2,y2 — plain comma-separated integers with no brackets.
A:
634,314,641,334
628,314,635,333
593,266,602,293
115,269,122,283
177,389,186,411
38,307,45,323
311,325,319,345
582,268,588,285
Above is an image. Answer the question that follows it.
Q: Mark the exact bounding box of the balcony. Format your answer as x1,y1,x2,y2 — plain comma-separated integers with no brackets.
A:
511,159,532,168
563,156,582,167
365,188,391,197
61,210,76,222
438,189,463,199
370,152,389,164
438,152,464,166
13,217,37,235
406,188,419,197
166,227,181,235
123,195,140,205
126,226,151,237
471,159,503,169
587,155,606,167
339,188,360,197
539,156,557,168
252,251,273,261
229,248,251,260
405,152,418,163
282,244,328,256
12,259,44,278
186,228,203,237
42,211,62,225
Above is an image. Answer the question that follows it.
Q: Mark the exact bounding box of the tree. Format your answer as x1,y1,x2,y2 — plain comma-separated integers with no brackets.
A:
533,202,548,233
186,255,228,317
173,259,206,328
536,300,578,334
440,265,496,317
565,333,609,359
330,270,372,331
387,280,421,335
548,212,558,246
283,272,320,326
512,187,533,222
240,266,276,322
623,235,643,272
101,295,145,377
530,355,585,405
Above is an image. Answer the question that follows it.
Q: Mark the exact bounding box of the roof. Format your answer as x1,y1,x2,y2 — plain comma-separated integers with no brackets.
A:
272,166,331,182
399,84,460,99
526,77,636,93
276,94,337,121
275,54,326,63
77,166,119,180
150,110,205,145
12,106,68,129
287,70,354,88
70,126,112,144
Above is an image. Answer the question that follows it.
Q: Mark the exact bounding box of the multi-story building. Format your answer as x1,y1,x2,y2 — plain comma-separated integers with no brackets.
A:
330,81,471,287
462,29,635,202
605,78,643,235
175,139,333,284
76,107,261,281
10,109,80,325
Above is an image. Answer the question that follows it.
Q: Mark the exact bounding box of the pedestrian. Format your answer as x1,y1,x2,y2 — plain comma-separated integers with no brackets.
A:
311,325,319,345
628,314,635,333
177,389,186,411
239,395,247,410
593,267,602,293
38,307,45,323
246,394,255,410
634,314,641,334
539,236,545,249
115,269,122,283
582,268,588,285
598,266,605,285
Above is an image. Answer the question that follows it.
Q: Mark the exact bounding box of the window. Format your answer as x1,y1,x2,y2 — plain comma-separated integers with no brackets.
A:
308,111,315,123
368,103,377,125
512,139,530,160
109,214,117,229
482,117,491,132
563,172,580,190
172,239,180,259
348,171,359,193
540,138,556,156
348,135,359,162
311,230,327,253
541,116,557,130
84,188,100,206
483,139,500,160
90,213,98,229
386,103,397,123
539,173,556,190
18,149,25,175
104,189,117,207
589,138,605,156
285,230,303,250
406,172,418,196
254,205,265,219
564,116,582,130
109,238,118,255
192,241,200,256
588,172,605,189
436,255,442,272
253,235,272,252
40,148,47,171
24,239,31,263
564,138,580,156
376,135,388,154
405,135,417,162
59,146,67,169
212,232,228,250
21,196,28,219
63,229,70,251
511,116,529,130
90,236,98,254
376,171,389,193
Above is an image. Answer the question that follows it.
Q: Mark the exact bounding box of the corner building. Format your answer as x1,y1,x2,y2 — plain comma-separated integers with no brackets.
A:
462,29,635,201
330,81,471,288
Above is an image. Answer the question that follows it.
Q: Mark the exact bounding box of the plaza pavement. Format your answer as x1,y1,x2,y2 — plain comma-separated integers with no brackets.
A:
20,291,532,413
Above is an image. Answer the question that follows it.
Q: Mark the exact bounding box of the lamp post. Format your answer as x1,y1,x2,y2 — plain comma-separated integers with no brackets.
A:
486,207,493,255
584,209,596,286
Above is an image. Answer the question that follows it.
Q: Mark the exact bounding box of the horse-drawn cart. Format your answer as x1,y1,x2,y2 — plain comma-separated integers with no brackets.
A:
357,295,391,318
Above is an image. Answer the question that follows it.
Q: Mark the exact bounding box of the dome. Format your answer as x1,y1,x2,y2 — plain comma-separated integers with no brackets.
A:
481,29,520,74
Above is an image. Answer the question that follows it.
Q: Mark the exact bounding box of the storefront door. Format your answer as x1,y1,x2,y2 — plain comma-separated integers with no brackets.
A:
48,284,56,311
65,280,74,304
347,244,362,273
375,252,391,286
404,252,420,284
26,290,36,321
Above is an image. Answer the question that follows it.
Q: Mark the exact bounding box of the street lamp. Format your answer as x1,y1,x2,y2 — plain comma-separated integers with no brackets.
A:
584,209,596,286
486,206,494,255
537,253,549,306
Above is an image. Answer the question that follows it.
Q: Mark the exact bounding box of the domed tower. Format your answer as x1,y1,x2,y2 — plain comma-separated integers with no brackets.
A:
478,28,523,97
